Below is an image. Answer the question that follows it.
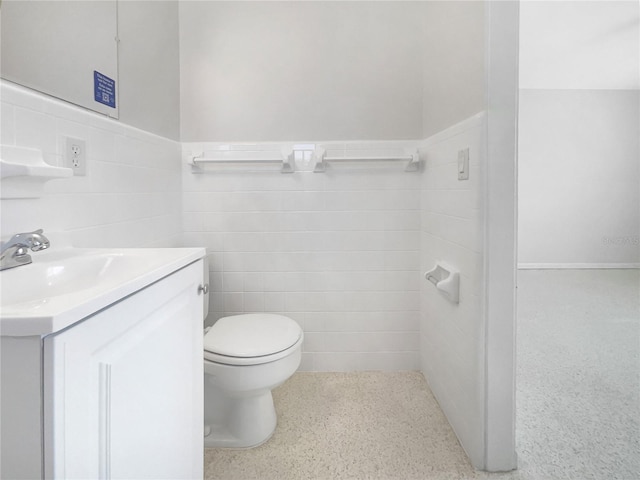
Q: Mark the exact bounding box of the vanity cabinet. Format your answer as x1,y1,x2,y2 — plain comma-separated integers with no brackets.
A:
1,260,204,479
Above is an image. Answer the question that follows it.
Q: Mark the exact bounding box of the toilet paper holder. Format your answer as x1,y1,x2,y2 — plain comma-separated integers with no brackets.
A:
424,263,460,304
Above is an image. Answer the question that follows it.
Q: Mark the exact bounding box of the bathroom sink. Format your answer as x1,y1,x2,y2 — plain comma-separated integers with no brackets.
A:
0,247,205,336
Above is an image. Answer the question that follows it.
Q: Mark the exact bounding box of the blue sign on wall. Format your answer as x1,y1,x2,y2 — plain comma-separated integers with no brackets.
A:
94,71,116,108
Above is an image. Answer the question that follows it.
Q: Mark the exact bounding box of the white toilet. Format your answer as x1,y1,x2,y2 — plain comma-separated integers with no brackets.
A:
201,266,303,448
202,314,303,448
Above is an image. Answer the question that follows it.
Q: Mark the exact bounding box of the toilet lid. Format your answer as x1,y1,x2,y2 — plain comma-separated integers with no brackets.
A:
204,314,302,358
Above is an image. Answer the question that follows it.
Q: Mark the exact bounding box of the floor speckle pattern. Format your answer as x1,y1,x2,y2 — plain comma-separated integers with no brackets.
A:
516,269,639,480
204,372,501,480
204,269,639,480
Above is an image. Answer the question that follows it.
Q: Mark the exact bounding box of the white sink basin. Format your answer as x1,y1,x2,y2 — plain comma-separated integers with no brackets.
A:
0,247,205,336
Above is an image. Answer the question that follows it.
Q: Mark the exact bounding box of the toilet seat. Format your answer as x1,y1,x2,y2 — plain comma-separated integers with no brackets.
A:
204,314,303,366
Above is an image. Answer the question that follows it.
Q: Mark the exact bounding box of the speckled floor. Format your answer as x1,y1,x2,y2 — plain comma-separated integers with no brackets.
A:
204,269,639,480
204,371,501,480
516,269,640,480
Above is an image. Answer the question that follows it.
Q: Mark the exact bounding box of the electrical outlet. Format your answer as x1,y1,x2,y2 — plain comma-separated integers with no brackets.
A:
65,137,87,176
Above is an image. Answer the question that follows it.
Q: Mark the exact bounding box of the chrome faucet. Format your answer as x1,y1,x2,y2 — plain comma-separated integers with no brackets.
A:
0,229,50,271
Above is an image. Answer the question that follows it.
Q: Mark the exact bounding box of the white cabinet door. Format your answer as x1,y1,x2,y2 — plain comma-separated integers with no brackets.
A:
44,262,204,480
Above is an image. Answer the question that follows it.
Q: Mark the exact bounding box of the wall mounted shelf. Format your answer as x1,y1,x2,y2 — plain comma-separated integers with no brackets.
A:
1,145,72,199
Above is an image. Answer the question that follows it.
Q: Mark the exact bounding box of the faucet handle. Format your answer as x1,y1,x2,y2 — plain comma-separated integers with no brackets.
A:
2,228,49,250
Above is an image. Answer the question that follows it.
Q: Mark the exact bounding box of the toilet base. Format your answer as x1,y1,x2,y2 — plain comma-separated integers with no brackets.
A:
204,383,277,448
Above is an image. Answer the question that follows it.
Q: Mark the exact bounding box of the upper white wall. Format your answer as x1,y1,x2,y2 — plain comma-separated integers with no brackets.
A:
520,1,640,89
519,1,640,266
179,1,424,142
118,1,181,140
421,1,485,138
518,89,640,266
1,0,181,140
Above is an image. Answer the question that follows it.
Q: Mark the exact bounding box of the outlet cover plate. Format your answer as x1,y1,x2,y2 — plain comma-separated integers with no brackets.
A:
65,137,86,176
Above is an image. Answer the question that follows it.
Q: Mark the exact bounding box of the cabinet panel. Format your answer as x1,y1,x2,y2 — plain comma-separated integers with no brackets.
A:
44,262,203,479
0,336,43,480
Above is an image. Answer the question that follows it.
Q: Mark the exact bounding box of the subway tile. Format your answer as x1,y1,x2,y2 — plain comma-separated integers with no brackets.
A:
358,352,420,371
264,292,286,312
1,82,43,111
305,291,328,312
223,232,268,252
383,190,420,211
223,191,282,212
303,312,328,332
312,353,360,372
322,312,357,332
243,272,265,292
223,272,244,292
207,253,224,272
284,292,307,312
322,211,368,231
209,271,223,293
223,292,244,313
243,292,265,313
14,106,57,155
384,230,420,251
222,252,245,272
324,291,352,312
262,272,288,291
302,332,325,353
88,126,115,162
183,212,204,232
282,191,326,211
384,271,421,291
323,332,362,352
1,103,16,145
298,353,315,372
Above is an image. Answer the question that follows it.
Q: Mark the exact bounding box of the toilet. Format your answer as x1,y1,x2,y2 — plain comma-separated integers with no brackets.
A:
203,314,303,448
200,264,303,448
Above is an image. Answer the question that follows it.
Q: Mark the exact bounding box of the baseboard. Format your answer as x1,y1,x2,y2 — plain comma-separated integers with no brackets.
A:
518,263,640,270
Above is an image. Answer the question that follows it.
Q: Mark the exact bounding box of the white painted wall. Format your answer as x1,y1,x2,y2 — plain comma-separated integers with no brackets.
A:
519,1,640,90
1,0,119,119
179,1,424,142
519,89,640,267
0,81,182,248
518,0,640,267
483,2,519,469
421,1,485,138
118,0,181,140
1,0,181,140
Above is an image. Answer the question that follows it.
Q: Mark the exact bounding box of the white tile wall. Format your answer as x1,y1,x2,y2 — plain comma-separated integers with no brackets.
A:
0,81,182,248
1,82,487,395
419,112,486,466
183,142,423,371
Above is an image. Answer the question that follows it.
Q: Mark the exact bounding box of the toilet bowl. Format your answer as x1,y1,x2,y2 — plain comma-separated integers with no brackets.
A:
203,313,303,448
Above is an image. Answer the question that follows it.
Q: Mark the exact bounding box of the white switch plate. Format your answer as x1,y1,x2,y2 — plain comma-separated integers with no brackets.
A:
65,137,87,176
457,148,469,181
